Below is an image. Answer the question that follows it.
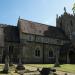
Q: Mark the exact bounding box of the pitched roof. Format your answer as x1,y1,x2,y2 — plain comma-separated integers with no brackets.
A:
19,19,67,39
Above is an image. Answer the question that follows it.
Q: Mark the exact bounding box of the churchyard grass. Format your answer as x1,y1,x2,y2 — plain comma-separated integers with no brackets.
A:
56,64,75,73
26,64,54,68
0,64,75,74
27,64,75,73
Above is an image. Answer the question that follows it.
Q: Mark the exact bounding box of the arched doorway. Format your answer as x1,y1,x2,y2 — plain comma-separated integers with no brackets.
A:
69,51,75,64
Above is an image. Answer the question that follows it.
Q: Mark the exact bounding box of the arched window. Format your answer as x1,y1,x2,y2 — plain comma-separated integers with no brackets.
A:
49,50,53,57
35,48,40,57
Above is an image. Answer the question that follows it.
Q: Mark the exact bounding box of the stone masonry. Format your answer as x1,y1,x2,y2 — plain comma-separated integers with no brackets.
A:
0,9,75,64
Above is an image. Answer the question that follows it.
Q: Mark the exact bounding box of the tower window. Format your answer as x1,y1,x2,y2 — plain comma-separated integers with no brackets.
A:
35,48,40,57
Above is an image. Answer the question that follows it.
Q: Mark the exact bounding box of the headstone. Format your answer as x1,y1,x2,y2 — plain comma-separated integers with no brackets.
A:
39,68,50,75
2,55,9,73
39,68,56,75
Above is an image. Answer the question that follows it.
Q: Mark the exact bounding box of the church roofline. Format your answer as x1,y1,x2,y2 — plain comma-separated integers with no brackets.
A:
57,7,75,20
0,24,17,28
19,18,55,27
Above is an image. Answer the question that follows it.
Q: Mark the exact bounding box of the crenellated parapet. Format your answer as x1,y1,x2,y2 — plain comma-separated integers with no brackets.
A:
56,13,75,21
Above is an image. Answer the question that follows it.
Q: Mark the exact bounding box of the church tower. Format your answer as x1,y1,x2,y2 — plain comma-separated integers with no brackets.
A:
56,7,75,40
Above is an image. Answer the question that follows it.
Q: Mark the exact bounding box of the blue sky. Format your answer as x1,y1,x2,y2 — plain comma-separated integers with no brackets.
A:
0,0,74,26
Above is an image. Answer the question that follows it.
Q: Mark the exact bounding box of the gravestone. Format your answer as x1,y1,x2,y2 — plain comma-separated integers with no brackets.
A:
2,55,9,73
39,68,56,75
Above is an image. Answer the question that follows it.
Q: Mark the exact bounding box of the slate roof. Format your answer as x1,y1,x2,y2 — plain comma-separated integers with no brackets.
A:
19,19,68,39
44,26,68,39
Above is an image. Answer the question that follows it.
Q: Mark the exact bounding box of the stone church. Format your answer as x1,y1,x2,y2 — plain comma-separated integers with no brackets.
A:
0,9,75,64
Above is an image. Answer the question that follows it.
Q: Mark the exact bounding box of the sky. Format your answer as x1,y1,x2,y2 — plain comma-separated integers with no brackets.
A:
0,0,75,26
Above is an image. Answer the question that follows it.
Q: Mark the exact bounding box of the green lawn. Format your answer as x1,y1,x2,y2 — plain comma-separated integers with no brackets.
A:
26,64,54,68
26,64,75,73
0,64,75,74
56,64,75,73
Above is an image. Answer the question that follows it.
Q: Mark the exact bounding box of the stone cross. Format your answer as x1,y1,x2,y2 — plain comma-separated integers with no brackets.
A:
15,55,25,75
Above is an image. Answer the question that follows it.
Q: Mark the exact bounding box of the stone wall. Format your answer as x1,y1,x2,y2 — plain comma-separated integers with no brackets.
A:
19,33,68,63
56,12,75,39
0,27,4,47
3,42,20,63
22,42,43,63
0,27,4,63
20,33,68,45
18,18,70,64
